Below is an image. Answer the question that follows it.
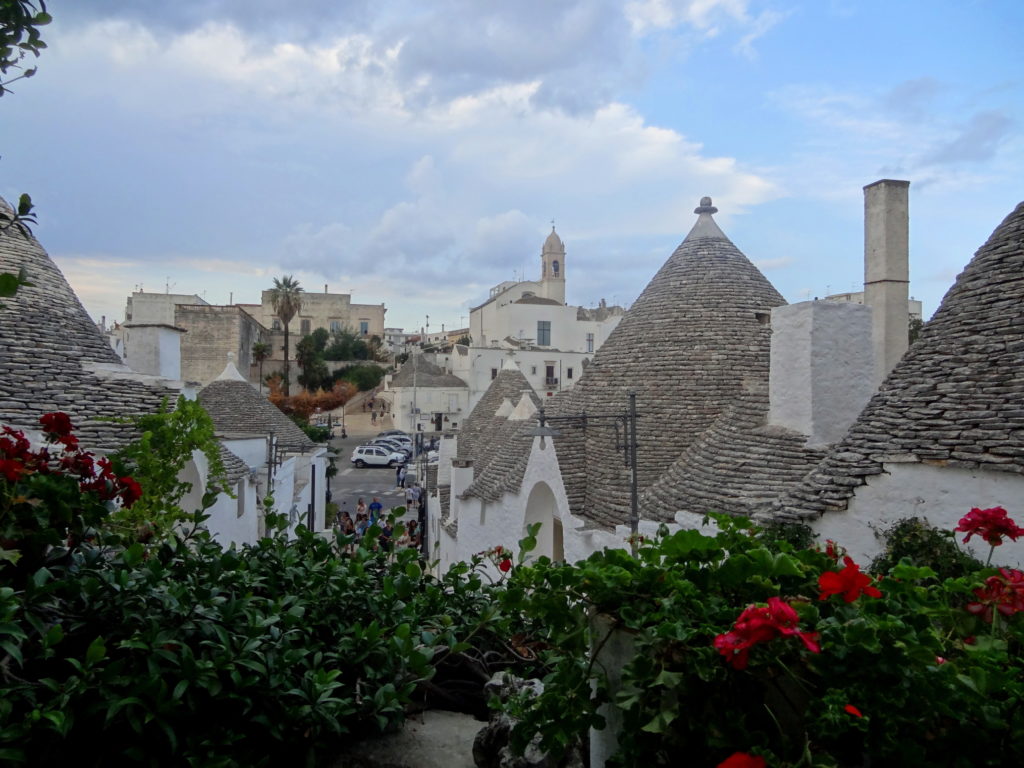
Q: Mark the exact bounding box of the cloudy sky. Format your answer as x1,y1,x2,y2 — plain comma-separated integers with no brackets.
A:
3,0,1021,333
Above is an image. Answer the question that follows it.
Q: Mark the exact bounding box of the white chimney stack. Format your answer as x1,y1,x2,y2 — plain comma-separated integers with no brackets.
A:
863,179,910,386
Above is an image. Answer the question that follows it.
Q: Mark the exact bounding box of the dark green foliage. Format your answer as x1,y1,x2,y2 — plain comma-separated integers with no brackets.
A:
871,516,982,580
109,397,228,538
332,364,385,392
323,327,368,361
1,0,50,96
755,519,814,551
0,520,511,765
292,416,331,443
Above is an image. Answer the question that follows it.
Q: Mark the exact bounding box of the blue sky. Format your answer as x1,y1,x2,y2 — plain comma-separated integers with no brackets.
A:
3,0,1021,333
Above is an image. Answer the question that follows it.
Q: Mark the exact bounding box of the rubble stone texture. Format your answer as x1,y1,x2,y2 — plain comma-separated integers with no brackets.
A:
198,377,317,451
0,198,180,451
774,200,1024,521
457,368,541,504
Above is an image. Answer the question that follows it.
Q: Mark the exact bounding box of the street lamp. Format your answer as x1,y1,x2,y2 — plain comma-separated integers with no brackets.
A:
526,392,641,555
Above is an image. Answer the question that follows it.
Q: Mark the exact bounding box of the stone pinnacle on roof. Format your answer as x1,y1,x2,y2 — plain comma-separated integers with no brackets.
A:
686,195,728,241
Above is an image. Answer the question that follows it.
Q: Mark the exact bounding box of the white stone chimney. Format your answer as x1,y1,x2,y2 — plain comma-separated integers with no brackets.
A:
450,458,474,500
863,179,910,386
769,301,875,447
123,323,185,380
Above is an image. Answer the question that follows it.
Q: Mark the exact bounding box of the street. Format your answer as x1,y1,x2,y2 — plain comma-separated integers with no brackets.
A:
326,399,414,523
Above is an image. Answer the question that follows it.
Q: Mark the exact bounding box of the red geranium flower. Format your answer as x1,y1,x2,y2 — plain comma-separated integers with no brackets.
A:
0,458,27,483
956,507,1024,547
966,568,1024,623
713,597,820,670
844,704,863,718
39,411,74,437
498,557,512,573
118,476,143,507
717,752,766,768
818,556,883,603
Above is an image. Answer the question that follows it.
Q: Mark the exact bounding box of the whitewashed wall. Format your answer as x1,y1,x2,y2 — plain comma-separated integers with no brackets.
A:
178,449,261,547
812,462,1024,568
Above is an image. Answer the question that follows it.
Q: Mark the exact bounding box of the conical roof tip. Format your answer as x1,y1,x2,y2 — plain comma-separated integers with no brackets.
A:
684,195,728,241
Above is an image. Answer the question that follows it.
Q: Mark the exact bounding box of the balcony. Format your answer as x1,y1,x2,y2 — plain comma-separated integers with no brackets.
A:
545,377,559,387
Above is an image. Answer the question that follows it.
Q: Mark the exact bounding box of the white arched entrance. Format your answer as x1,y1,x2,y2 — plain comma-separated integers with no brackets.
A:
523,481,564,562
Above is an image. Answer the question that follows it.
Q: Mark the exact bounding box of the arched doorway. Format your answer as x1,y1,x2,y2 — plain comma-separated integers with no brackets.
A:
523,482,564,562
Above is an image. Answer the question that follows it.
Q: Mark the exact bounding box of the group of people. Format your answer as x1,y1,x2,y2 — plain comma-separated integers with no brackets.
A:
363,396,391,426
332,494,422,552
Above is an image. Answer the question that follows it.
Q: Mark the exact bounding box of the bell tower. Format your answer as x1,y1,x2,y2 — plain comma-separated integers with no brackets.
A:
540,225,566,304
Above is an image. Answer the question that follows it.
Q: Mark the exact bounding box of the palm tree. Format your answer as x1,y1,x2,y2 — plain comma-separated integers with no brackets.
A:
268,275,303,396
251,341,271,393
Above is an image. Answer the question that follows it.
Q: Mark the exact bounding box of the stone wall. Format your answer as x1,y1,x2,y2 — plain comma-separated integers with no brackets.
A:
175,305,269,386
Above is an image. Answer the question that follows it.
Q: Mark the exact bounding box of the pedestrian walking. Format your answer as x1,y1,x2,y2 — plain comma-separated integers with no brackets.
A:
398,465,408,489
368,497,383,524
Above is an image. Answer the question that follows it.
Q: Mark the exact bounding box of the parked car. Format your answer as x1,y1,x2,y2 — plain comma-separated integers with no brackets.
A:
377,429,408,438
351,445,406,468
372,435,413,451
371,439,412,458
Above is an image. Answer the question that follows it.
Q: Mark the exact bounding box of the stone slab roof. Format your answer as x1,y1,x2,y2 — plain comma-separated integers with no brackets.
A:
219,444,251,485
391,355,468,388
198,378,316,451
456,367,541,502
643,387,825,520
0,199,182,452
773,200,1024,521
550,199,789,530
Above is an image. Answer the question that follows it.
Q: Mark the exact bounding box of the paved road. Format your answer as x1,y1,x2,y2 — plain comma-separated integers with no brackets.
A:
326,401,413,521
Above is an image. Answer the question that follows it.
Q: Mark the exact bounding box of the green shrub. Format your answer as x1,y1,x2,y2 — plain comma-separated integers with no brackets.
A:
332,364,385,392
500,515,1024,767
1,418,516,765
870,515,981,580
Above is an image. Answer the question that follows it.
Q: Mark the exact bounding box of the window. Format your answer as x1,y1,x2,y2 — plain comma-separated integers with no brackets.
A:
271,318,281,331
300,318,311,335
531,366,537,375
491,368,498,380
537,320,551,346
359,320,369,335
586,332,594,353
330,320,342,333
552,259,559,276
567,367,573,380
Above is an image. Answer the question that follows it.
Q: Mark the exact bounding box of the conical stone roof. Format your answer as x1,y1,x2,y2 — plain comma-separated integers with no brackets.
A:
0,198,181,450
773,200,1024,521
553,197,787,529
457,364,538,471
197,362,316,451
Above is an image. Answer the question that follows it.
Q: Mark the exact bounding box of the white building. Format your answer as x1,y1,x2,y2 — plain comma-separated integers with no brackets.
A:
198,361,329,540
460,227,623,410
386,354,470,435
